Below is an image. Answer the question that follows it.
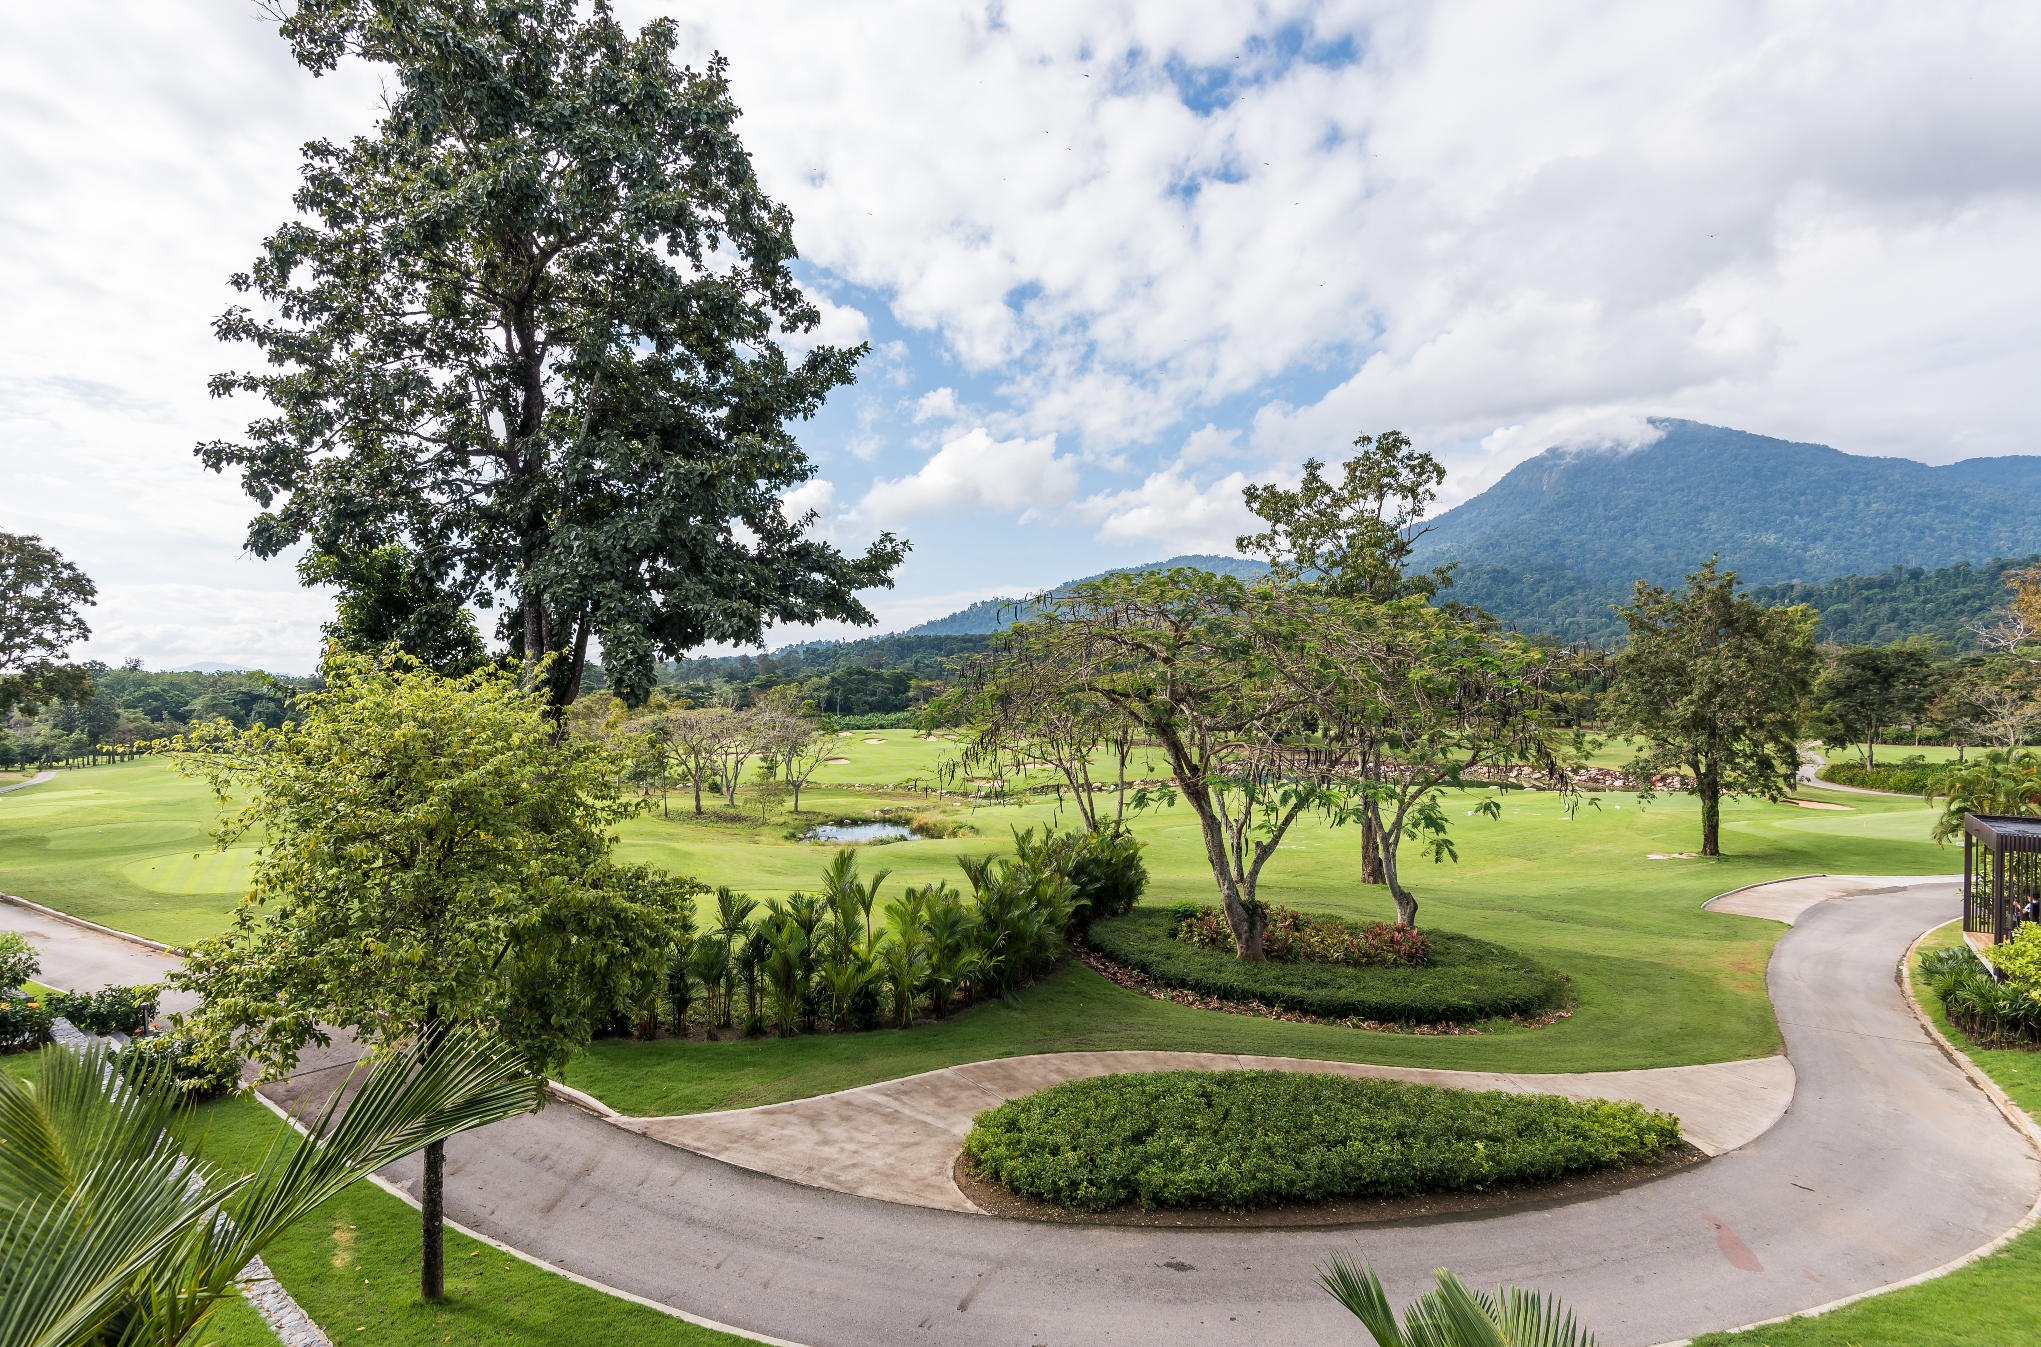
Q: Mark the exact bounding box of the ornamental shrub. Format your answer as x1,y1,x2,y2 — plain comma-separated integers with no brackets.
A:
1818,760,1953,795
964,1070,1681,1212
1925,943,2041,1046
117,1033,244,1099
0,998,53,1052
1095,908,1562,1023
1174,903,1429,967
45,984,158,1036
1989,924,2041,994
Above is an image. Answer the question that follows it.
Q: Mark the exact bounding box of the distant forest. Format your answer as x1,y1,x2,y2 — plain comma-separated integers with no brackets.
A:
1748,556,2038,650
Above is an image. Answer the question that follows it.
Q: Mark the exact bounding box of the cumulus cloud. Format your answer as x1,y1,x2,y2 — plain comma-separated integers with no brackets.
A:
1072,466,1260,553
854,428,1080,525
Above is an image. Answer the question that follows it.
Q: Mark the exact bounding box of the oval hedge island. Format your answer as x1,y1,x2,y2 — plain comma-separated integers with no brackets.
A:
960,1070,1684,1215
1086,904,1571,1027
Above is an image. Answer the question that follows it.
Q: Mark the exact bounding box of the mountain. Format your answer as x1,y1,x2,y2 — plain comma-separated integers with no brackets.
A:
1411,419,2041,643
1748,557,2041,651
899,554,1269,636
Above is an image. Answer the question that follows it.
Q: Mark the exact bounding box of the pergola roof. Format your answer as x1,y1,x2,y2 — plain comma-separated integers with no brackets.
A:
1965,813,2041,853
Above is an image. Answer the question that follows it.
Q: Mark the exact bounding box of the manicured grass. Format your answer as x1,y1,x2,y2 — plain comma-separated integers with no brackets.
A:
962,1069,1679,1212
1689,920,2041,1346
0,761,255,947
1,1049,747,1347
1090,908,1566,1023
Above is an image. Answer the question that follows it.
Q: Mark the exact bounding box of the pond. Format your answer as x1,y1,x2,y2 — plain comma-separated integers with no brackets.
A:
802,822,915,844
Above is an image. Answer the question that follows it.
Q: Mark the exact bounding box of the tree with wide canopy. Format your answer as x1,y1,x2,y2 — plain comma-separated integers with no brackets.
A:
203,0,905,708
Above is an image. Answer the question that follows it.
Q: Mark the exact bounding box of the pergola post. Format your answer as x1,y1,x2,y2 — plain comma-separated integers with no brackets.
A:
1964,832,1974,934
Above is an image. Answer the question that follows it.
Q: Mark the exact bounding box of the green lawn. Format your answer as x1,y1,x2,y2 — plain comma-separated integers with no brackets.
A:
1690,920,2041,1346
0,1051,748,1347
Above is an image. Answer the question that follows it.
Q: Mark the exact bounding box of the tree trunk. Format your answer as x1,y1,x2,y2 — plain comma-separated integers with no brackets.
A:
421,1141,445,1300
790,779,802,813
1699,773,1722,857
1380,832,1417,927
1360,804,1385,886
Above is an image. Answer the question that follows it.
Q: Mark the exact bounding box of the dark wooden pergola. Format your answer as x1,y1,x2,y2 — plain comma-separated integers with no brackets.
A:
1963,813,2041,946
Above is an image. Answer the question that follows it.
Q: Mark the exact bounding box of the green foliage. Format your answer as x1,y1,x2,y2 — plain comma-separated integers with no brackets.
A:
1987,924,2041,995
168,650,693,1079
45,984,157,1035
1237,429,1453,601
1028,824,1147,934
0,996,53,1052
203,0,903,710
1927,749,2041,843
1816,759,1953,794
1322,1259,1598,1347
298,542,487,674
1754,558,2041,651
0,1031,538,1347
117,1033,244,1100
0,931,38,993
1808,641,1941,764
1922,943,2041,1046
1091,908,1564,1023
0,528,97,717
1175,903,1431,967
963,1069,1678,1211
1604,558,1820,855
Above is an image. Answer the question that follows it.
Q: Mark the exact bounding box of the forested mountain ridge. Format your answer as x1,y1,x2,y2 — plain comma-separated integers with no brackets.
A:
1411,419,2041,589
897,554,1269,636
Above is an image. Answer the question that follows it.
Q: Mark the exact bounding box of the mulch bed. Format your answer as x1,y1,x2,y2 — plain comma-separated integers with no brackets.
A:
954,1139,1708,1229
1076,949,1574,1036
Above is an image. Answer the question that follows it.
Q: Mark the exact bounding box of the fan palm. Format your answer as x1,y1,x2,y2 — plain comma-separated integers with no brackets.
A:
1321,1256,1596,1347
0,1029,540,1347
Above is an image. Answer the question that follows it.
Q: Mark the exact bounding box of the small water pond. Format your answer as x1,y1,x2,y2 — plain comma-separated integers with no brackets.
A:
802,822,915,844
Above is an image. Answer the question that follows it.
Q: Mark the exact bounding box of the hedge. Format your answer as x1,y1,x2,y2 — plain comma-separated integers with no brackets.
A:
1816,760,1954,795
1087,907,1566,1023
963,1070,1681,1211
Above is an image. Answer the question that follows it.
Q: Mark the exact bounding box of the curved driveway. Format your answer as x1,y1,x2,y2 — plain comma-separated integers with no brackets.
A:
340,883,2037,1347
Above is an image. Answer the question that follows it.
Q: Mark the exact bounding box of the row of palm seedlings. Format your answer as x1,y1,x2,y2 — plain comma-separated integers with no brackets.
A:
1920,943,2041,1045
650,829,1143,1039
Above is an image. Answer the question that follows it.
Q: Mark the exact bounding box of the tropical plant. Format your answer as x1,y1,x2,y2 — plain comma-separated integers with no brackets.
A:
43,985,158,1037
881,933,925,1029
1808,640,1941,768
1928,748,2041,842
1321,1257,1597,1347
0,1030,539,1347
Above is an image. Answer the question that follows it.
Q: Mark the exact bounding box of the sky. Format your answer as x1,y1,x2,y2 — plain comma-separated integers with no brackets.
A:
4,1,2039,672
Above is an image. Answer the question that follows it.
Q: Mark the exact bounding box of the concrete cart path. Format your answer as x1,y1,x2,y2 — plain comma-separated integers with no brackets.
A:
623,1051,1795,1213
0,770,57,795
252,879,2038,1347
1707,873,1959,925
0,894,197,1015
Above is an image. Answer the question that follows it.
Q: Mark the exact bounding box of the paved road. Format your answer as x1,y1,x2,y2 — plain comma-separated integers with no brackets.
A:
278,884,2032,1347
0,897,195,1014
0,770,57,796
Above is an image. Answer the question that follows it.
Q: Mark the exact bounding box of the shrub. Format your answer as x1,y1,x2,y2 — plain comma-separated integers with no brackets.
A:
1175,903,1429,968
905,811,976,839
45,984,159,1036
117,1033,243,1099
1989,923,2041,994
1924,943,2041,1046
0,998,53,1052
1038,825,1147,934
1818,760,1953,795
1091,908,1564,1023
0,931,39,994
963,1070,1680,1212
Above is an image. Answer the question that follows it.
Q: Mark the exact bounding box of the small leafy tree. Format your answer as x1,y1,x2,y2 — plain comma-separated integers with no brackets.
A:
0,529,97,716
1809,640,1940,767
169,649,696,1301
947,634,1139,831
1604,559,1820,857
757,687,833,813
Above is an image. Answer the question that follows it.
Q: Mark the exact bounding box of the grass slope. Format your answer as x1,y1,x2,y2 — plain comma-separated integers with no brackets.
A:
1689,921,2041,1346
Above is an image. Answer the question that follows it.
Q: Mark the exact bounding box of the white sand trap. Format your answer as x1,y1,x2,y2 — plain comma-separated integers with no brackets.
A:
825,757,851,765
1785,798,1854,810
1648,852,1701,859
863,737,886,744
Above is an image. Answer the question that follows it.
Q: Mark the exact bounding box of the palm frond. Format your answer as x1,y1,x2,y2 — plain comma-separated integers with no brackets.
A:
1319,1252,1406,1347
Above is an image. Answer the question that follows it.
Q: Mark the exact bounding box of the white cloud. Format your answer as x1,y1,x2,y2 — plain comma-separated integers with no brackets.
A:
854,428,1079,524
1072,466,1259,553
779,478,838,531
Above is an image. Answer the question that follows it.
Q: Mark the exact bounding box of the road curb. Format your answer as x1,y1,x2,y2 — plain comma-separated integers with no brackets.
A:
0,890,182,955
1700,875,1825,910
545,1077,619,1118
1651,918,2041,1346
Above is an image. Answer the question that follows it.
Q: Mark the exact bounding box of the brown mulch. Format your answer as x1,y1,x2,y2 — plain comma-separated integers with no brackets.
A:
954,1140,1709,1228
1075,950,1574,1037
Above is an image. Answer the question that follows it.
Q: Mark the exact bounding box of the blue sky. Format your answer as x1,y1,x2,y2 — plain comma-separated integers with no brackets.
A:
5,1,2040,669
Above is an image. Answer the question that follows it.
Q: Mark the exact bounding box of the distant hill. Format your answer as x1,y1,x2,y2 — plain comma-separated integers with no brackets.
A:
1748,557,2039,651
1413,419,2041,642
899,554,1269,637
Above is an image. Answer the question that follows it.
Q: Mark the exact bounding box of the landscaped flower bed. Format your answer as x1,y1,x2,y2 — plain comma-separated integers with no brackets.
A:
962,1070,1681,1212
1087,906,1566,1024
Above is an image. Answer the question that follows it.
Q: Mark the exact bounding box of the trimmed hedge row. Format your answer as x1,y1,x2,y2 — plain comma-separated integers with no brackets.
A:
1816,760,1953,795
1087,907,1566,1023
963,1070,1681,1211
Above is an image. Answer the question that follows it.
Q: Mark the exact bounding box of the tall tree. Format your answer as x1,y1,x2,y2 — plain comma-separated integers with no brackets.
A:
170,649,697,1301
204,1,905,711
298,541,487,673
1604,559,1820,856
0,529,97,715
1237,430,1453,883
1808,640,1940,767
